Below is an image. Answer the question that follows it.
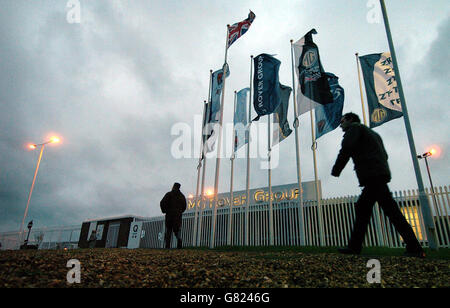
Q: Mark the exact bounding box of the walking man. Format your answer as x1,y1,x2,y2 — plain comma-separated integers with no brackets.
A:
331,112,425,258
160,182,187,249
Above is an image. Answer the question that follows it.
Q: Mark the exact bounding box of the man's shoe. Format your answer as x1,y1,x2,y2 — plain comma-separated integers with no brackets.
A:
338,247,360,255
404,250,426,258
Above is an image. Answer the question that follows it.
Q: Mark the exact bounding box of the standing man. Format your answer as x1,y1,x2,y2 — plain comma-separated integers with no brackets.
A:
160,182,187,249
331,112,425,258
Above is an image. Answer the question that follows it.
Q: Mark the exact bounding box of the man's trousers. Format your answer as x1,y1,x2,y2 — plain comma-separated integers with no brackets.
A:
348,182,423,253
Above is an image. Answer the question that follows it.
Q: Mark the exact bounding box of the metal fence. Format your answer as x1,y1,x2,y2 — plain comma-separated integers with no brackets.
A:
0,225,81,250
1,186,448,250
140,185,450,249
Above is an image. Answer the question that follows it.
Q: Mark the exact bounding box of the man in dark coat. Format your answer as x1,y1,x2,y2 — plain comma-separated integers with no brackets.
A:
160,182,187,249
332,112,425,258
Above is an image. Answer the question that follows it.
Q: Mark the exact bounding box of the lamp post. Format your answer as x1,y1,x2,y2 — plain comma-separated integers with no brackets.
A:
18,136,60,247
417,150,437,207
25,220,33,244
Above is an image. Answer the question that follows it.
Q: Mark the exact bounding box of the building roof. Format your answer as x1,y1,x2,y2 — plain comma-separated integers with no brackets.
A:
83,214,152,223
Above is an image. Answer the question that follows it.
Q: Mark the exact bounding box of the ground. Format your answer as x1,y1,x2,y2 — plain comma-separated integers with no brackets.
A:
0,247,449,288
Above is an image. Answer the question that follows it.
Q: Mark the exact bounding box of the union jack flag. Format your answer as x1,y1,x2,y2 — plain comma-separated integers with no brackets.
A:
227,11,256,48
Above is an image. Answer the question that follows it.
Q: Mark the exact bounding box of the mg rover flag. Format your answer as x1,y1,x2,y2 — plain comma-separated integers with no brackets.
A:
253,54,281,121
204,65,230,153
273,84,293,146
209,65,230,125
228,11,256,48
234,88,250,152
359,52,403,128
315,73,345,139
293,29,333,116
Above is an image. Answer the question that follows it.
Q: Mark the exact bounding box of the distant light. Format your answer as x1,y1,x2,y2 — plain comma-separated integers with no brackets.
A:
50,136,60,143
206,189,214,196
29,144,37,150
188,194,194,199
426,145,441,158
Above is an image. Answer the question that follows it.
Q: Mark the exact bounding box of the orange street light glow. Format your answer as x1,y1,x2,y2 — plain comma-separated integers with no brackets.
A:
206,189,214,196
188,194,194,199
50,136,60,143
29,144,37,150
427,145,441,158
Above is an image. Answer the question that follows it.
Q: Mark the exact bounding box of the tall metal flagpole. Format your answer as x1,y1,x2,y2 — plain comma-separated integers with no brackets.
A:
210,25,230,249
197,143,208,247
380,0,438,250
309,109,324,246
290,40,306,246
197,70,213,247
267,114,274,246
245,55,253,246
355,53,368,126
356,52,385,245
228,91,238,246
192,101,207,246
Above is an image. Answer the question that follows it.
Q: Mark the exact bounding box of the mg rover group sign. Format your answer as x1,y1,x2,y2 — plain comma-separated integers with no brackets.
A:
187,181,320,210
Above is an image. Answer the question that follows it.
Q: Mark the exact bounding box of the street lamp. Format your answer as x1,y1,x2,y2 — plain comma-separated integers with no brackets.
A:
18,136,61,247
417,149,437,207
25,220,33,244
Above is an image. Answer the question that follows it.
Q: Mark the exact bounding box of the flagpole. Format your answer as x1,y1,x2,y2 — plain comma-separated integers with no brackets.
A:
309,109,324,246
245,55,253,246
290,40,306,246
356,52,385,239
197,144,208,247
210,25,230,249
228,91,238,246
197,70,213,247
380,0,438,250
267,113,274,246
355,53,368,126
193,101,207,246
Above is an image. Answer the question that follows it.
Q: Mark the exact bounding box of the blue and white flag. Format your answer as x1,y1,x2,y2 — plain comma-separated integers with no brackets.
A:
273,84,293,146
204,65,230,153
209,65,230,125
253,54,281,121
234,88,250,152
293,29,333,116
359,52,403,128
315,73,345,139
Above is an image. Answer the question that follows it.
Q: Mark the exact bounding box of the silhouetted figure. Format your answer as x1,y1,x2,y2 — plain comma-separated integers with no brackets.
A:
331,112,425,258
160,182,187,249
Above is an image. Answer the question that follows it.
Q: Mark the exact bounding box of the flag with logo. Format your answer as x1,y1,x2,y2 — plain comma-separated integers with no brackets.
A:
359,52,403,128
315,73,345,139
293,29,333,116
228,11,256,48
204,65,230,153
234,88,250,152
252,53,281,121
273,84,293,146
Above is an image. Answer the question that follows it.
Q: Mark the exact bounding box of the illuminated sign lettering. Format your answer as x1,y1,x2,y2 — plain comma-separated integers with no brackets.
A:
187,181,320,210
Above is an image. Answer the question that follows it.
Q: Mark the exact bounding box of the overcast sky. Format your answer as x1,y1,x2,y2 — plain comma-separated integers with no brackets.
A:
0,0,448,232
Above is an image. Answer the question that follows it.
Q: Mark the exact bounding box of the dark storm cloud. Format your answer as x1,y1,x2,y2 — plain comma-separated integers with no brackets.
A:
0,1,197,231
1,1,448,233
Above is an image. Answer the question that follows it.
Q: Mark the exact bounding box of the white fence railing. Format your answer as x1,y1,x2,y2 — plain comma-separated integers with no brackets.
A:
140,186,450,249
1,186,448,250
0,225,81,250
